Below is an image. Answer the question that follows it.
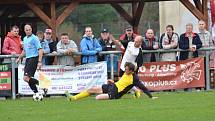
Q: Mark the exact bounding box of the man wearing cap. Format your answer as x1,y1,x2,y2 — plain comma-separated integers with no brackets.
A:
119,27,138,50
98,28,123,53
98,28,123,78
44,28,58,65
80,26,102,64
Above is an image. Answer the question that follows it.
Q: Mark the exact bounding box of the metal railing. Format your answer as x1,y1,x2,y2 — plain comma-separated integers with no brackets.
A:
0,47,215,99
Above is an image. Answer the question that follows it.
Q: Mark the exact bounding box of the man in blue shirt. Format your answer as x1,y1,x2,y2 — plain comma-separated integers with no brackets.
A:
16,24,43,95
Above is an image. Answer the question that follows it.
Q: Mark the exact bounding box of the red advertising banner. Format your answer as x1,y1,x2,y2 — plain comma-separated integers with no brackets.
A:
0,72,11,79
0,64,11,92
138,57,205,91
0,84,11,90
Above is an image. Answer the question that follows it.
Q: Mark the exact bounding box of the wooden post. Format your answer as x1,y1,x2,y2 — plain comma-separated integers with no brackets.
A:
132,3,138,33
133,1,145,33
193,0,203,12
111,3,133,25
26,2,52,28
111,2,144,34
180,0,208,28
51,0,57,40
132,3,138,18
180,0,205,20
202,0,208,28
56,1,79,26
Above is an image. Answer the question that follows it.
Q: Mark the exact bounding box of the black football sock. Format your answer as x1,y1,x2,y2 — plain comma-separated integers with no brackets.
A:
30,78,39,85
29,78,38,93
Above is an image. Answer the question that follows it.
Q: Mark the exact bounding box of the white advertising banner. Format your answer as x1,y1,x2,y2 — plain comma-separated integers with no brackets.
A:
18,62,107,95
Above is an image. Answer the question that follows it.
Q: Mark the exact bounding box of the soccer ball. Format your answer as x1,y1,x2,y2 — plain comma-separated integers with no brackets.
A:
33,93,43,101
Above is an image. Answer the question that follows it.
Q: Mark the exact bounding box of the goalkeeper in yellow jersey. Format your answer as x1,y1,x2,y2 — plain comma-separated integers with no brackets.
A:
65,62,158,100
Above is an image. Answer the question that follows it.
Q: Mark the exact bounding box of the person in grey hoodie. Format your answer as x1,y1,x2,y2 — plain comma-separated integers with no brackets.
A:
57,33,78,66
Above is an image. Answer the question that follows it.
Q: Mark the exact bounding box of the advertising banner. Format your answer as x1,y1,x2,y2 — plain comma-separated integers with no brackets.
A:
138,58,205,91
18,62,107,95
0,64,11,96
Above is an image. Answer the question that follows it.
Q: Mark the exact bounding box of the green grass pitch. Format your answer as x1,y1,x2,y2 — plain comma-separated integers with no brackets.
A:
0,91,215,121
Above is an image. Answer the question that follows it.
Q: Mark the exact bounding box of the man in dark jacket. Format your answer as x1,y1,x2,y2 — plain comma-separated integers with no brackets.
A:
44,29,58,65
119,26,138,50
98,28,123,78
179,23,202,60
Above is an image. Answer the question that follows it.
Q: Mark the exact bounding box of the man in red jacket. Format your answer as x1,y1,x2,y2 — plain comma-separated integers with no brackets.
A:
2,25,23,94
2,25,22,54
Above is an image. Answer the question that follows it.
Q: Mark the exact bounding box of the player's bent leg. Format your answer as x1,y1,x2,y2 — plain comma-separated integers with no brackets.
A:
24,76,38,93
95,94,110,100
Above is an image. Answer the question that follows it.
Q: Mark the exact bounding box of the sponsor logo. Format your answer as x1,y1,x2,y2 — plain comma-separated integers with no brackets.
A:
180,62,201,83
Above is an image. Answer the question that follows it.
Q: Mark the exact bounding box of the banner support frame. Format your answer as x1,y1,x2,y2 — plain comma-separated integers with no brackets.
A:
11,57,16,99
205,51,210,90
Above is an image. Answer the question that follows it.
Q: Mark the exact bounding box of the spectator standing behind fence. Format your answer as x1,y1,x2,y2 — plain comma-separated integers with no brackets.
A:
179,23,202,60
179,23,202,91
57,33,78,66
160,25,179,61
198,20,213,57
16,24,44,95
2,25,22,55
142,29,159,62
2,25,22,94
119,26,138,50
80,27,102,64
44,29,58,65
98,28,124,78
36,31,50,65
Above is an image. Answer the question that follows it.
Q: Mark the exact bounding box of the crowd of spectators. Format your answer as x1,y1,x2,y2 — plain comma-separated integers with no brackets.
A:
0,21,214,80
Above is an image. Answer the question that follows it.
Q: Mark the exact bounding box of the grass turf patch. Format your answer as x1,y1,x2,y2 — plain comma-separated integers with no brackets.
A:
0,91,215,121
